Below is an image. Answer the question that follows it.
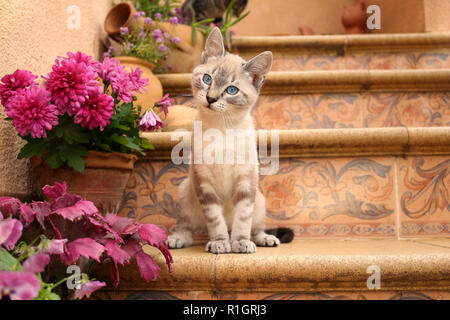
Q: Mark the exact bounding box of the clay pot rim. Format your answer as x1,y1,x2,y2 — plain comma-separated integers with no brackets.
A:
104,2,136,36
31,151,138,171
115,56,155,71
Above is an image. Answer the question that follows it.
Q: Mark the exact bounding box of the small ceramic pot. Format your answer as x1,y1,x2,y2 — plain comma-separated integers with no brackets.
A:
341,2,367,34
104,2,138,38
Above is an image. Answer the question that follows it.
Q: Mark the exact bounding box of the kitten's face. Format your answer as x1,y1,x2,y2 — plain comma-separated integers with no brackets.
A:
191,27,272,115
192,54,258,113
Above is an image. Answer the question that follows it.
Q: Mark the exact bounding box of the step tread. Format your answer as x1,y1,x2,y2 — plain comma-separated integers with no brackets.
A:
99,239,450,292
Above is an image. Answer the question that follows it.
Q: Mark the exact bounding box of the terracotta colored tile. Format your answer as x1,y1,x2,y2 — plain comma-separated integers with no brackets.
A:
368,53,414,70
253,93,361,130
414,52,450,69
397,156,450,237
363,92,448,128
259,157,397,238
119,160,186,230
272,54,341,71
121,157,397,239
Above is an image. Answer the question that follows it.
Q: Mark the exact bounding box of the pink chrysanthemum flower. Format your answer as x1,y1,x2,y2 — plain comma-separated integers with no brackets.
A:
95,59,148,103
139,110,164,131
0,70,38,113
45,53,100,116
127,67,149,94
67,51,101,70
94,57,125,85
74,87,114,131
7,86,59,139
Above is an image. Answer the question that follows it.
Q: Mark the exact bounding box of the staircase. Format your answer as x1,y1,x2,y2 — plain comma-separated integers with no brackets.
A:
93,33,450,300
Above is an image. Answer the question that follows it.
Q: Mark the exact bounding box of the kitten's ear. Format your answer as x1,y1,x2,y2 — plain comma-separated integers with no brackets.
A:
201,27,225,63
244,51,273,90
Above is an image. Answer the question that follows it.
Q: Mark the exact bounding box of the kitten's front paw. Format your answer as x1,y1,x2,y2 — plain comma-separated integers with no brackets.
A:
231,239,256,254
253,233,280,247
206,240,231,254
167,234,190,249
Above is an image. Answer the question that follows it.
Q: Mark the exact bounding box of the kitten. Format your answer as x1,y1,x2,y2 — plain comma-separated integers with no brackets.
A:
181,0,248,23
167,28,293,254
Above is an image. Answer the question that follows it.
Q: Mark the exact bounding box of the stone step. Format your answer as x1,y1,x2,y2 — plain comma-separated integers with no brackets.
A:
232,33,450,71
158,69,450,130
117,127,450,239
92,238,450,300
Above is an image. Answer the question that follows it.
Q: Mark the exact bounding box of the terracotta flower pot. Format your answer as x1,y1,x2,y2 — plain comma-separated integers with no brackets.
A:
158,22,206,73
341,2,367,34
156,104,197,132
31,151,138,215
116,56,163,112
104,1,138,38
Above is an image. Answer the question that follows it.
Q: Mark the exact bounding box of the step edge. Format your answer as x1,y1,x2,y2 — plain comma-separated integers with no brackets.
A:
93,242,450,292
157,70,450,94
140,127,450,160
231,33,450,53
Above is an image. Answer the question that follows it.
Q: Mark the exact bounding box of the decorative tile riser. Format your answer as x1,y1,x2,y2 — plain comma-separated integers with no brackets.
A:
253,52,450,72
92,289,450,300
174,92,450,130
118,155,450,239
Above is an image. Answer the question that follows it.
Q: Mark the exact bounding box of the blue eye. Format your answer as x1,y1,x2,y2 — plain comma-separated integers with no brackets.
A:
225,86,239,95
203,74,212,85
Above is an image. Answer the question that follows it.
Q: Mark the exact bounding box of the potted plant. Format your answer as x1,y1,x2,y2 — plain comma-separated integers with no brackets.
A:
104,0,249,73
0,182,173,300
0,52,173,214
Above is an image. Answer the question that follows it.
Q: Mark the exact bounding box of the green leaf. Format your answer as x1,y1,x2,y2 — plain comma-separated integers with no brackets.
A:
0,248,20,271
63,127,90,144
140,138,155,150
46,149,63,169
17,140,46,159
99,144,112,152
110,134,143,152
59,145,88,173
36,288,61,300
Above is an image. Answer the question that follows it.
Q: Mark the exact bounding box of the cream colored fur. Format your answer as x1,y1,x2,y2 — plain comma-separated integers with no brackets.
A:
167,28,278,254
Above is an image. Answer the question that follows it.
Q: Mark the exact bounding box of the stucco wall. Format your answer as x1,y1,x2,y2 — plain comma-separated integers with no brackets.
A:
424,0,450,32
232,0,428,36
0,0,112,198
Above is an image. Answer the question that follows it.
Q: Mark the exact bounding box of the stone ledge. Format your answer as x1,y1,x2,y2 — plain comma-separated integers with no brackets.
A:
232,33,450,54
140,127,450,160
95,239,450,293
157,69,450,94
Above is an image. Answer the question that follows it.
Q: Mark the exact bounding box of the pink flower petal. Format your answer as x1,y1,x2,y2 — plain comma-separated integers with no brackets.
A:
0,197,22,218
0,271,41,300
138,224,167,247
105,240,130,265
135,252,160,282
87,214,123,244
22,254,50,274
54,200,98,221
42,239,67,255
0,219,23,250
73,280,106,299
42,182,67,200
67,238,105,262
19,203,35,227
29,201,51,229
